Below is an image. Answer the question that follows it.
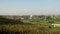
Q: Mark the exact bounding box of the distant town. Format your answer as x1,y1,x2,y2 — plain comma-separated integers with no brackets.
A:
0,15,60,19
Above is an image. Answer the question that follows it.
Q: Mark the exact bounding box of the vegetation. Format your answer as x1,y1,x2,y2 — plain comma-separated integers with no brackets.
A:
0,16,60,34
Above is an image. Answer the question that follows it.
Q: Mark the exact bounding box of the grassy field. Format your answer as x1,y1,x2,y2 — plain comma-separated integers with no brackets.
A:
0,17,60,34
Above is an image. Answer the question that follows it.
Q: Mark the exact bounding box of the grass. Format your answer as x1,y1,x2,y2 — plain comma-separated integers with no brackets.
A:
0,17,60,34
0,24,60,34
0,24,52,34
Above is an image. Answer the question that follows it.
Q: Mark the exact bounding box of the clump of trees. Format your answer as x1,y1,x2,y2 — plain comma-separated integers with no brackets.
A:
0,17,23,24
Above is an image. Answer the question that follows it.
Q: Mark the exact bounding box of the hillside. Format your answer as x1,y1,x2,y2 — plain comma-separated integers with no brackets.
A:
0,17,23,24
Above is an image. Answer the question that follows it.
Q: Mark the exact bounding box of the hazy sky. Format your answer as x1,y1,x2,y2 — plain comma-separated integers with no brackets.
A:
0,0,60,15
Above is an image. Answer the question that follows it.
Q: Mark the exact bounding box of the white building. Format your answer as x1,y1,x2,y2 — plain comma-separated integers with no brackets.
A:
52,24,60,27
29,15,33,19
30,15,33,18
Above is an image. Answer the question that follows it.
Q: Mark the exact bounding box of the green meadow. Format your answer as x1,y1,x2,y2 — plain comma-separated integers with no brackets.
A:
0,16,60,34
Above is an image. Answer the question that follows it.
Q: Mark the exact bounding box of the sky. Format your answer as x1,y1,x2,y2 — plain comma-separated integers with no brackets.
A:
0,0,60,15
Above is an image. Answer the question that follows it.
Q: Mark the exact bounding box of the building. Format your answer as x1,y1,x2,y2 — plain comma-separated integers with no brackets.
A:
52,23,60,27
